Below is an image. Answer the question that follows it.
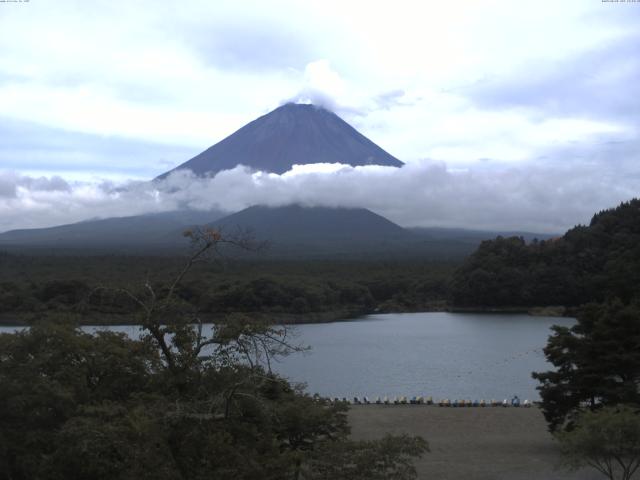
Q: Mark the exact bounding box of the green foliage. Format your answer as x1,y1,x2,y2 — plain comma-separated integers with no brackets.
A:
451,199,640,308
0,321,426,480
305,434,428,480
555,405,640,480
0,322,159,479
533,300,640,432
37,279,90,305
0,230,427,479
0,254,455,324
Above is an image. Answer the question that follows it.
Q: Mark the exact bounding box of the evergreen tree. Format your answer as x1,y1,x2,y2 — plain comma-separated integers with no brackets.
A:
533,300,640,431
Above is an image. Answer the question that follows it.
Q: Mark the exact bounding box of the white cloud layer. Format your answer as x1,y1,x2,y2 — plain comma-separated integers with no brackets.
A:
1,161,637,235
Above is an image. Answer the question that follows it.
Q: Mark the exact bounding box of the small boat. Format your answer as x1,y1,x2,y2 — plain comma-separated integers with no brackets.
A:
426,396,433,405
375,396,382,404
502,399,509,407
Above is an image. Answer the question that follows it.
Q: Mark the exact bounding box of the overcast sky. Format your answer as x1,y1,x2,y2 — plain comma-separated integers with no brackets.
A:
0,0,639,233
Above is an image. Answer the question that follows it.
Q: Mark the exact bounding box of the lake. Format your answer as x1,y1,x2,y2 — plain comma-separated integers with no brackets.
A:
0,312,573,400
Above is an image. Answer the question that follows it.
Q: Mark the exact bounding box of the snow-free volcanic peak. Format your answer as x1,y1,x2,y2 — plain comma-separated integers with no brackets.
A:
157,103,403,178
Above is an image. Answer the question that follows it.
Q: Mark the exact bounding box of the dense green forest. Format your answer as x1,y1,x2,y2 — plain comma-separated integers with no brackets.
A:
0,254,454,325
451,199,640,308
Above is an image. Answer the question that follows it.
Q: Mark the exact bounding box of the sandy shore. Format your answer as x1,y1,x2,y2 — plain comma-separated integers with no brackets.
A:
348,405,601,480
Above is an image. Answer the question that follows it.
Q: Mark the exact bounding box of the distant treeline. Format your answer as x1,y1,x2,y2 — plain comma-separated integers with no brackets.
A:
0,255,454,324
451,199,640,308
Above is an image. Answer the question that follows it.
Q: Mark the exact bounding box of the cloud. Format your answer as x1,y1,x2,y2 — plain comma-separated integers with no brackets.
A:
372,90,409,111
283,61,413,119
0,172,70,200
283,89,339,114
0,117,200,180
1,155,638,235
0,174,17,198
462,31,640,122
283,60,347,113
187,22,317,72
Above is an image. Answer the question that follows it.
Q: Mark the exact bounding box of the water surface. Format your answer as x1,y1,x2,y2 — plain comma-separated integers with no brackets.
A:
0,312,573,400
272,312,573,400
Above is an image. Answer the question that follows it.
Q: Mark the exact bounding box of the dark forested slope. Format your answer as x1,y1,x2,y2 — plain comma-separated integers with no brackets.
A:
451,199,640,308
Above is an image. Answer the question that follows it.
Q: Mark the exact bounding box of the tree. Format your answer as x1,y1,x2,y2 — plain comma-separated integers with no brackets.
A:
533,300,640,431
305,434,428,480
556,405,640,480
451,199,640,309
0,227,428,479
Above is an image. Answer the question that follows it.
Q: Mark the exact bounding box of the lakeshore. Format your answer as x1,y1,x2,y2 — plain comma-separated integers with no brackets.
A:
0,303,571,327
349,405,600,480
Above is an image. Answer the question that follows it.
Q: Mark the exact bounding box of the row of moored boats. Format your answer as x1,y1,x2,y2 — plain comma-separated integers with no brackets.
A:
328,396,533,407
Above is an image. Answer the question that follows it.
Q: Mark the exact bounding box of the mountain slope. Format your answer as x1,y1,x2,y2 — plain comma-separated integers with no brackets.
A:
157,103,403,178
210,205,409,241
205,205,418,256
0,210,225,250
207,206,542,259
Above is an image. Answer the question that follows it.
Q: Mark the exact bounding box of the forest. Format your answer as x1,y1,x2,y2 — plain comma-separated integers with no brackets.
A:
0,254,454,325
450,199,640,309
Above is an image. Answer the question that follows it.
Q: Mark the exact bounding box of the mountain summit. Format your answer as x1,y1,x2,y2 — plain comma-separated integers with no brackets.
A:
157,103,403,178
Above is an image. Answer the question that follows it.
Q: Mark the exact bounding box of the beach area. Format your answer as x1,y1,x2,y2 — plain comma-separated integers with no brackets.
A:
348,405,602,480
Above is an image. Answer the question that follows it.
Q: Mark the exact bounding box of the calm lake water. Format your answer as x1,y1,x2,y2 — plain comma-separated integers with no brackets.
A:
0,312,574,400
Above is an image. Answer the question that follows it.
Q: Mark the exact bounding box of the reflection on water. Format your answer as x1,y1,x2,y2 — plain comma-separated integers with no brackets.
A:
0,312,573,399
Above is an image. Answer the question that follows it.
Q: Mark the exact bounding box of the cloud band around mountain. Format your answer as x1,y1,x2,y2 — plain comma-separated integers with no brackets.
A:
1,160,637,235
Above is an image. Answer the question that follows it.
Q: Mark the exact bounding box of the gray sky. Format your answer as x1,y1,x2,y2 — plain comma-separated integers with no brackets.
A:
0,0,639,233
